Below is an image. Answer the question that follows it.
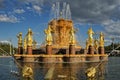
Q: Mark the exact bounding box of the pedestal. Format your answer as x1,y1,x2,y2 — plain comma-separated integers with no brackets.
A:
46,45,52,55
84,49,87,54
24,49,27,54
69,45,75,55
95,49,98,54
99,47,104,54
27,46,32,55
86,56,100,62
23,56,35,62
88,45,94,54
18,47,23,54
99,55,108,61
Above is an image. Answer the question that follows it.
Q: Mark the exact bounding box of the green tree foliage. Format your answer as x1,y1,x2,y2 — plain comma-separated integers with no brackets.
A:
0,42,17,55
105,43,113,52
105,43,120,52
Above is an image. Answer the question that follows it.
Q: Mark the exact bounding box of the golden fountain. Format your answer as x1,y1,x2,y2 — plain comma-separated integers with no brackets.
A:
14,2,108,63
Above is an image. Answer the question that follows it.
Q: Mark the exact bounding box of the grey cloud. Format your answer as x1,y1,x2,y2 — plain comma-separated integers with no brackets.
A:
69,0,120,24
1,0,120,24
0,0,4,8
1,0,120,37
38,0,120,25
104,20,120,39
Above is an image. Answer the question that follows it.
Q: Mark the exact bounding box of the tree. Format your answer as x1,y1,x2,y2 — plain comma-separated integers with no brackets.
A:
0,42,16,56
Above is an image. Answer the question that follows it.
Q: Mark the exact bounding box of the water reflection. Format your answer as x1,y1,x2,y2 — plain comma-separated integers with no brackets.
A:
22,65,34,80
21,63,34,80
15,62,107,80
85,62,107,80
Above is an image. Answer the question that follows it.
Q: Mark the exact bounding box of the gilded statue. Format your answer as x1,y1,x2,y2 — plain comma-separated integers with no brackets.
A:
22,65,33,80
23,37,27,50
87,27,94,46
94,39,99,50
69,27,76,45
33,40,37,49
44,25,53,45
99,32,104,47
26,28,33,46
17,32,22,47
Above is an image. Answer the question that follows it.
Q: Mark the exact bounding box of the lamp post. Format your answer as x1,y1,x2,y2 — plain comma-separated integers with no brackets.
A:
9,40,12,55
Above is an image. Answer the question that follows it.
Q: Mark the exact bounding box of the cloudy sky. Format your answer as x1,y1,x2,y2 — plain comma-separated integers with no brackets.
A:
0,0,120,47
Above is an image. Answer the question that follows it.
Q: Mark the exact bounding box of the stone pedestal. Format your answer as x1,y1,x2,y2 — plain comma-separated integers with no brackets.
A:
46,45,52,55
27,46,32,55
24,49,27,54
95,49,98,54
43,57,56,63
88,45,94,54
84,49,87,54
23,57,34,62
86,56,100,62
18,47,23,54
99,47,104,54
99,56,108,61
69,56,85,62
69,45,75,55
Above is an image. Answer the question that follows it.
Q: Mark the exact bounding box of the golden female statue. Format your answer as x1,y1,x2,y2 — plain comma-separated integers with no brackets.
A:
22,65,33,80
44,25,53,45
27,28,33,46
99,32,104,47
69,27,76,45
33,40,37,49
17,32,22,47
23,37,27,50
87,27,94,46
94,39,99,50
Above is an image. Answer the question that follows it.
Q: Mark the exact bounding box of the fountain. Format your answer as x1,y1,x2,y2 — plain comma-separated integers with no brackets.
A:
14,2,108,63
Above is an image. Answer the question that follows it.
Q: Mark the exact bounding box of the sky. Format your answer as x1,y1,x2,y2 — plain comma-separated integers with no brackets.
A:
0,0,120,47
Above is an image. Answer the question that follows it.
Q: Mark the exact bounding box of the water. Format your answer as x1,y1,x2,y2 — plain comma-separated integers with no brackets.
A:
49,2,72,20
0,57,119,80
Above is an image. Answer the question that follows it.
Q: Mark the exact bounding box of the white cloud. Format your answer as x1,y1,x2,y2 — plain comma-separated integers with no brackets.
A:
0,14,19,23
33,5,41,14
26,6,31,10
0,40,11,44
24,0,44,6
14,9,25,14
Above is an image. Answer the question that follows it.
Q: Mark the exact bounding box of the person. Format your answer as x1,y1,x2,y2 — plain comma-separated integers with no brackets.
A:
23,37,27,54
87,28,94,46
69,27,76,45
17,32,22,47
27,28,33,46
94,39,99,50
44,25,53,45
99,32,104,47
